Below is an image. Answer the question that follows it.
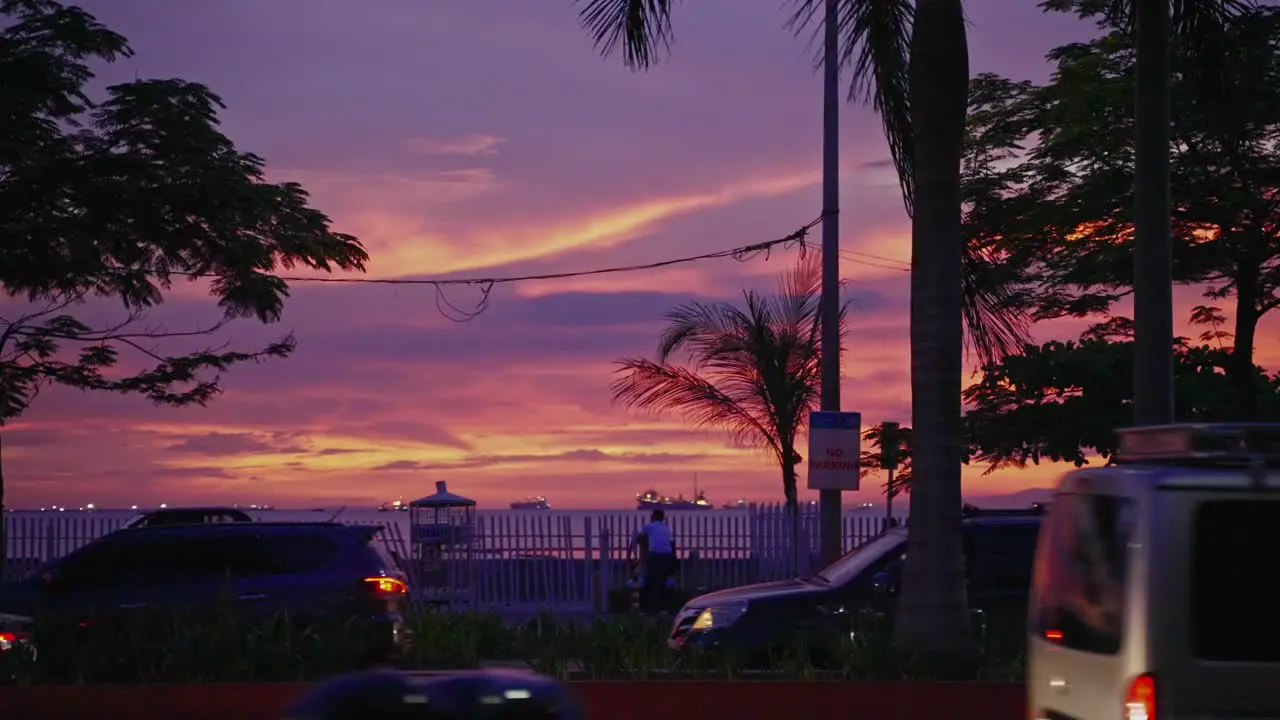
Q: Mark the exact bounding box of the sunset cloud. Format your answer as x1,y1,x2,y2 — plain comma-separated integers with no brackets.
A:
270,167,821,283
402,133,506,156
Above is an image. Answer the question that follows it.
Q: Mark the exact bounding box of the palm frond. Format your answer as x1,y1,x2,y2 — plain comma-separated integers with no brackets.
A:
577,0,677,70
656,301,751,366
771,253,823,327
610,357,783,457
787,0,915,215
961,242,1031,366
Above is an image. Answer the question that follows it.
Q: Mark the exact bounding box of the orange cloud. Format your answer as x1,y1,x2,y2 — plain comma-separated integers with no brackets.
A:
411,170,820,274
402,134,506,156
260,166,819,282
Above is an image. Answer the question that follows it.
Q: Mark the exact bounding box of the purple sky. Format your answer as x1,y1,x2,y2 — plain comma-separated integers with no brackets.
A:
6,1,1113,509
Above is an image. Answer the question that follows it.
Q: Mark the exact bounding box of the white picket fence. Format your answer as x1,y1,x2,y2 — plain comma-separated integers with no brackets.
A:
2,506,895,613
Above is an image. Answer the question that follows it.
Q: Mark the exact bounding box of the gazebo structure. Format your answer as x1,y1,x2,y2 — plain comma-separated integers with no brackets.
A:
408,481,476,606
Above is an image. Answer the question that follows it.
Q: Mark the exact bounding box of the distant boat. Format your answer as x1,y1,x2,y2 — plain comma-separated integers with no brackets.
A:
510,496,551,510
722,499,748,510
636,488,712,511
377,499,409,512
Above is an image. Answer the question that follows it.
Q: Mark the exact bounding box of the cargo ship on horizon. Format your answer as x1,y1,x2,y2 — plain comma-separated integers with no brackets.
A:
510,496,551,510
636,488,712,511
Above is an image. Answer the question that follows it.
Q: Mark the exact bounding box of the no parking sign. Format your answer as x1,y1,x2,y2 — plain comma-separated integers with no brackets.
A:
807,410,861,490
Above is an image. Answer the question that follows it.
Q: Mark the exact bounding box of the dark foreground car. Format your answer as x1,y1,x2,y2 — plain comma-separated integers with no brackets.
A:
668,508,1043,663
289,668,583,719
0,521,409,659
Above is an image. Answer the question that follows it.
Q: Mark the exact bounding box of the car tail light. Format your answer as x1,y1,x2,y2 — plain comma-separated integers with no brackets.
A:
0,631,28,651
1124,673,1156,720
363,576,407,597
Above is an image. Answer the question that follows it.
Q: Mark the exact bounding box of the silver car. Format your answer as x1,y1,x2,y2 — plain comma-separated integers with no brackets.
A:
1028,423,1280,720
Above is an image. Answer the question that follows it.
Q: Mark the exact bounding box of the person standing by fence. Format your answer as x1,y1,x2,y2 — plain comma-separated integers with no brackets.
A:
635,509,676,613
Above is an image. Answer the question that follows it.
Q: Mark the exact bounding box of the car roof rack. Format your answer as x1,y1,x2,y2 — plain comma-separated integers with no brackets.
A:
1113,423,1280,471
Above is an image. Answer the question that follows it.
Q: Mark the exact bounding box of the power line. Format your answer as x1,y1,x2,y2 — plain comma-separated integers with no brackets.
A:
225,217,822,322
839,249,911,270
846,250,910,267
131,216,915,322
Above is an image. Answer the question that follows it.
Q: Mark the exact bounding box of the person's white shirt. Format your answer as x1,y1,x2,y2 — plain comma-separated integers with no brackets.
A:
639,520,673,555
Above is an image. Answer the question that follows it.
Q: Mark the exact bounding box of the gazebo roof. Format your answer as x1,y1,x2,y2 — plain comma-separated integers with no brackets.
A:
410,481,476,508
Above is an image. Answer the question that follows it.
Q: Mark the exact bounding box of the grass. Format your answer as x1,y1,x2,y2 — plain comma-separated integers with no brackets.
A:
0,605,1028,686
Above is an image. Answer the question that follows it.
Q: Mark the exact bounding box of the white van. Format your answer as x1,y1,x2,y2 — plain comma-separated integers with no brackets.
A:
1028,423,1280,720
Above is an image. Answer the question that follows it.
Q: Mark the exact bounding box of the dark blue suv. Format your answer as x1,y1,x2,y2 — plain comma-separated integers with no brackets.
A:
0,521,409,658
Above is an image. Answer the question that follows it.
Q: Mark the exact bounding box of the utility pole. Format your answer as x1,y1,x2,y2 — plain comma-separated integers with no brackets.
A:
1132,0,1174,426
818,0,843,566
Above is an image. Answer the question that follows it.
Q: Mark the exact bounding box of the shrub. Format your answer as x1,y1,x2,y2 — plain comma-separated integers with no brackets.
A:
0,604,1026,685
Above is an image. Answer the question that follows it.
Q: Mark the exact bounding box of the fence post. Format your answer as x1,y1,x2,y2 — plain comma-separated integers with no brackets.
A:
44,522,56,564
582,516,593,611
687,549,700,593
596,527,611,614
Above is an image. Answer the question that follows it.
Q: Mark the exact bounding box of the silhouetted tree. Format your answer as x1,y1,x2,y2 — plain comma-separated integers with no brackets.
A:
963,312,1280,470
860,423,913,496
967,6,1280,419
0,0,367,570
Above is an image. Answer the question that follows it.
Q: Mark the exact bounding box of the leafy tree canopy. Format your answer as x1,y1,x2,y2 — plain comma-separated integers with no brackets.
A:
0,0,367,431
963,313,1280,471
962,6,1280,414
860,422,913,496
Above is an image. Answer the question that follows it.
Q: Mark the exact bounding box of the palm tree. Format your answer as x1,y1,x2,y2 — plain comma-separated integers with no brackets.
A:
576,0,978,662
579,0,982,661
610,257,837,512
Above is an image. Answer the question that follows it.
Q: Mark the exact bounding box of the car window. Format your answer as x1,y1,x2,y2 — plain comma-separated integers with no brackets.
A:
49,534,285,594
1031,493,1136,654
967,523,1041,594
1192,499,1280,662
815,533,906,587
127,509,250,528
121,535,278,586
139,512,204,528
